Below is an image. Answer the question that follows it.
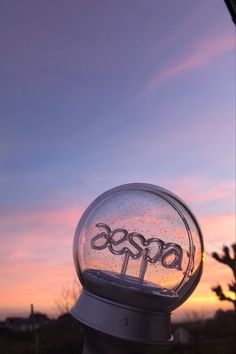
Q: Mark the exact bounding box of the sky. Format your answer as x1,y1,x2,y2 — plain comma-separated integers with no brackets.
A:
0,0,235,321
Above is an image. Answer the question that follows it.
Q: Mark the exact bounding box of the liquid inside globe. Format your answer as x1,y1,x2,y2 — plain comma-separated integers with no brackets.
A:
74,184,204,312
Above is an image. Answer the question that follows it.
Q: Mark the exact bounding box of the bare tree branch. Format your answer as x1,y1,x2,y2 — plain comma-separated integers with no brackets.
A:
211,243,236,312
212,243,236,279
212,285,235,304
228,281,236,293
55,279,81,315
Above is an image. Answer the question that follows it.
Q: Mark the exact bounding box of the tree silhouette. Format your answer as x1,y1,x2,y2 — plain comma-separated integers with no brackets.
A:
55,279,81,314
211,243,236,311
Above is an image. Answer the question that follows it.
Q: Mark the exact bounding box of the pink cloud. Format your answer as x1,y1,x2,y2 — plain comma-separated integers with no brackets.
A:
169,176,235,247
147,35,235,90
0,205,84,259
146,1,205,61
170,176,235,205
145,176,234,216
0,205,82,228
200,213,235,247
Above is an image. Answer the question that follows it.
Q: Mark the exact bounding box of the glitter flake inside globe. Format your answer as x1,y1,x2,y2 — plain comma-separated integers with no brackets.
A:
73,183,204,313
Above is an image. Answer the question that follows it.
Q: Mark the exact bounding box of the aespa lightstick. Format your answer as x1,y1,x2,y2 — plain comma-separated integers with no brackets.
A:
71,183,204,347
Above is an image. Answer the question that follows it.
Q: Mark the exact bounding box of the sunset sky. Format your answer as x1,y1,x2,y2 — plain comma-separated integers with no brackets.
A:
0,0,235,321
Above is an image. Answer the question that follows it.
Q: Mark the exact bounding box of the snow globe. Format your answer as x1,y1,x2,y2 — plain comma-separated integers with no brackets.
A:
71,183,204,344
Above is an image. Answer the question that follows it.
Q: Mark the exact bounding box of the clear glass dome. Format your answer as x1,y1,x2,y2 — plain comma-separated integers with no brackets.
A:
73,183,204,312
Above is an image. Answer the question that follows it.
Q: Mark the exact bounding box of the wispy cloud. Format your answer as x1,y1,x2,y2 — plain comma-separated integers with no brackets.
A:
0,206,81,276
146,35,235,91
170,176,235,205
200,213,235,247
0,205,82,229
158,175,235,248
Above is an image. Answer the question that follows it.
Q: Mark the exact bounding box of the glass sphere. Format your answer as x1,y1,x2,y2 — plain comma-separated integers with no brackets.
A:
73,183,204,312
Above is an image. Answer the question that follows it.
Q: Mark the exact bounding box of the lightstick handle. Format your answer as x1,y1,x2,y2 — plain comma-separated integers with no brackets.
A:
82,325,149,354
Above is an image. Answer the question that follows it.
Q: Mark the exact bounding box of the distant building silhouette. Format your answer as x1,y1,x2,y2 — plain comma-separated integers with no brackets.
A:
5,306,50,332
